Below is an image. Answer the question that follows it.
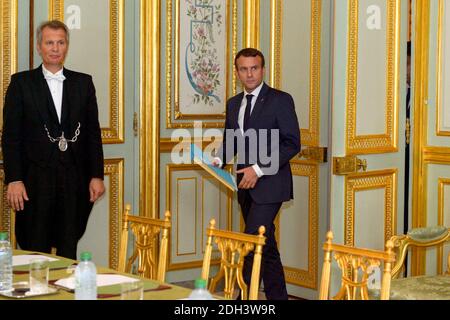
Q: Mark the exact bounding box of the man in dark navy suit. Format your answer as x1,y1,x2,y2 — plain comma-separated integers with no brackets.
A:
2,20,105,259
214,48,301,300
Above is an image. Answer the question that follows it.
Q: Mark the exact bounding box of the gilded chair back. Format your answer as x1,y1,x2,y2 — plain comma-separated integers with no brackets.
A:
390,226,450,278
319,231,395,300
118,204,171,282
200,219,266,300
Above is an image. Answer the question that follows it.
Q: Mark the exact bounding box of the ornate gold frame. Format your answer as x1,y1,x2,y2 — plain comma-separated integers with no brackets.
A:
49,0,125,144
438,178,450,274
435,0,450,136
166,0,238,128
104,158,124,270
346,0,400,154
269,0,282,89
166,164,233,271
284,161,319,289
0,0,18,161
344,169,398,247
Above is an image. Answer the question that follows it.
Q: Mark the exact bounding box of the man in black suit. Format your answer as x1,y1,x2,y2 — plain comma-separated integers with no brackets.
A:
2,20,105,259
214,48,301,300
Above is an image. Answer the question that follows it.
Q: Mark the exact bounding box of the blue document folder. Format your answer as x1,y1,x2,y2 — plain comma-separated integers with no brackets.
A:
190,143,237,192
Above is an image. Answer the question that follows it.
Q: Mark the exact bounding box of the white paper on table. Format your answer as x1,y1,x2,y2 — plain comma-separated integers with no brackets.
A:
54,274,140,290
13,255,59,266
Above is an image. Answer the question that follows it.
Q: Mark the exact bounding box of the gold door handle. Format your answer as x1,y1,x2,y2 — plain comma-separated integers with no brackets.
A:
333,156,368,175
299,146,328,163
356,158,367,172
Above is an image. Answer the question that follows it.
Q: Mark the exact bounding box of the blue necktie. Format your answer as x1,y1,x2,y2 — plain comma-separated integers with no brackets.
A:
243,94,253,132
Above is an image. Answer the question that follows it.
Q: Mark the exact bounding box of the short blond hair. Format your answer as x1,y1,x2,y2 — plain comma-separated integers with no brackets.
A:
36,20,70,45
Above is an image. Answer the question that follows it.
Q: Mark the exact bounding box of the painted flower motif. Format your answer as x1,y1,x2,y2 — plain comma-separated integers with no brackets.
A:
185,0,222,106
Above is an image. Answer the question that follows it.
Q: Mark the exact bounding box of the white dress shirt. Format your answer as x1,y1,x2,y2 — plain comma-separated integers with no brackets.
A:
215,81,265,178
42,65,65,123
238,81,264,135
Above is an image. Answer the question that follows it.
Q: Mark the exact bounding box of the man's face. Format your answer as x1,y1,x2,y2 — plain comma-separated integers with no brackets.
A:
37,27,68,71
235,56,265,93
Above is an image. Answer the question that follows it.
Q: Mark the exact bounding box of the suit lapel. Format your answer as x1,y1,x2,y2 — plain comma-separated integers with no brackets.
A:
63,68,81,134
231,92,244,128
30,65,59,127
60,76,70,129
248,82,270,128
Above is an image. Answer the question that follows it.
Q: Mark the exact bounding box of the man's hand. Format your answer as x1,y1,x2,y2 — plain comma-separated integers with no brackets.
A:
89,178,105,203
7,182,29,211
236,167,258,189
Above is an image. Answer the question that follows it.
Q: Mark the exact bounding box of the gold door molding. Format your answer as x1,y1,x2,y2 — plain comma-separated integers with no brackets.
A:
423,146,450,163
344,169,398,247
49,0,125,144
421,149,450,275
243,0,260,49
271,0,321,147
166,164,232,271
283,161,319,289
1,0,17,99
438,178,450,274
159,137,223,154
346,0,400,154
435,0,450,137
140,0,160,218
104,158,124,270
269,0,282,89
435,0,447,136
0,0,18,161
49,0,64,19
166,0,238,129
176,177,198,258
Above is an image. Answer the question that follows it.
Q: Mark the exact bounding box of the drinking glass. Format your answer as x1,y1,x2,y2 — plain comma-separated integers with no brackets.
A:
29,258,49,294
120,280,144,300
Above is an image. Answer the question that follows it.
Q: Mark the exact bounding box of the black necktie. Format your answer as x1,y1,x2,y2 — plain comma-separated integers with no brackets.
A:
406,87,411,114
243,94,253,132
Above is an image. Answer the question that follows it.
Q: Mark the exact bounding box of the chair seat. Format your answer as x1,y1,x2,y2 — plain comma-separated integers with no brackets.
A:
391,275,450,300
369,275,450,300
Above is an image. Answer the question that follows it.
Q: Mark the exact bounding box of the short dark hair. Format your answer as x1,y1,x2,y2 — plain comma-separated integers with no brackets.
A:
234,48,265,69
36,20,70,45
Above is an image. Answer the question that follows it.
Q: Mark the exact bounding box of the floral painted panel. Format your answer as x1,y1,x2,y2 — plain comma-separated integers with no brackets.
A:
179,0,226,115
